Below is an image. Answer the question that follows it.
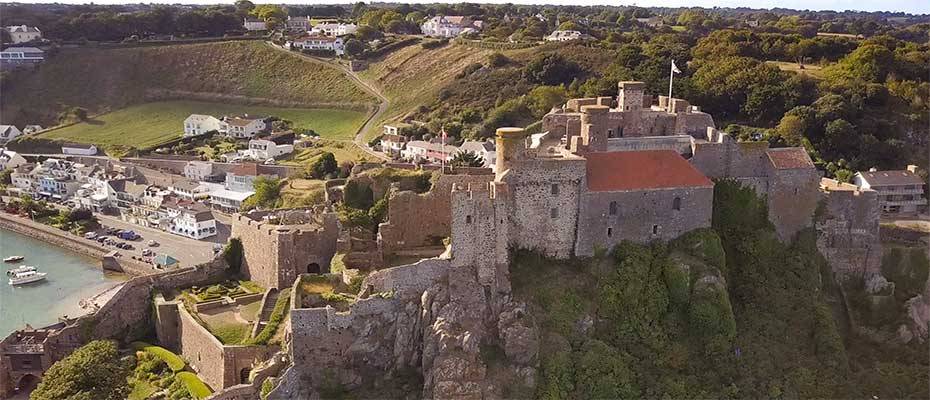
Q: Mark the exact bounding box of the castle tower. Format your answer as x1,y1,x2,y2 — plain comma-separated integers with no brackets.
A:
579,105,610,152
495,127,527,180
617,81,646,111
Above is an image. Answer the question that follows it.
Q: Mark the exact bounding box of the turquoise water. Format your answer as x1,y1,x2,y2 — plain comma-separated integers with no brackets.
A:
0,228,125,336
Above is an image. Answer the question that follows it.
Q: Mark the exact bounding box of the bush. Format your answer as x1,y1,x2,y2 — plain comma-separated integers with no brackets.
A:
249,288,291,345
343,180,374,210
130,342,186,372
421,38,448,49
223,238,243,272
33,340,129,400
488,52,510,67
176,372,212,399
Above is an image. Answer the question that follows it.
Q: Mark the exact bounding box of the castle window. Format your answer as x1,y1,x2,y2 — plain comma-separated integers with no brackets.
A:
466,215,472,224
550,208,559,219
609,201,618,215
794,188,799,195
607,129,614,138
607,228,612,237
652,225,659,235
551,184,559,195
673,197,681,211
618,127,624,137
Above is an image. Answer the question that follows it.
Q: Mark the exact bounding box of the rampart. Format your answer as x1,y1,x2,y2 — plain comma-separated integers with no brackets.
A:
378,173,493,257
817,178,882,278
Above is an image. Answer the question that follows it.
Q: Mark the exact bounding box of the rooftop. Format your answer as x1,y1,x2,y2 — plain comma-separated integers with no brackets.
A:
858,169,925,186
1,47,43,53
766,148,815,170
585,150,713,192
229,162,259,176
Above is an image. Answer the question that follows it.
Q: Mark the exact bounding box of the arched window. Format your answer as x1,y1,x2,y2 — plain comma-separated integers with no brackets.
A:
465,215,472,224
609,201,618,215
673,197,681,211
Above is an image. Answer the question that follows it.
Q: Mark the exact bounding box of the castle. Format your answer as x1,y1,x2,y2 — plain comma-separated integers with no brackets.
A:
451,81,821,272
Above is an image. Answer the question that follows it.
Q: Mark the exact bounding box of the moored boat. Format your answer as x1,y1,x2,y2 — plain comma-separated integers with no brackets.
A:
3,256,25,263
9,270,47,285
7,265,37,277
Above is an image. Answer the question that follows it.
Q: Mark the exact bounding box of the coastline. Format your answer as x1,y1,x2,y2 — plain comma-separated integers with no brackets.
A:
0,212,152,276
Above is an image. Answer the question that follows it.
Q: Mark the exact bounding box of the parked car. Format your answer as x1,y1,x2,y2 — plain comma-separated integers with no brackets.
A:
84,232,97,239
148,240,159,247
124,244,135,250
142,249,153,256
118,231,140,241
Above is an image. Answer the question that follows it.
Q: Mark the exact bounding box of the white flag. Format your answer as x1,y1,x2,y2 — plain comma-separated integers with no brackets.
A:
671,60,681,74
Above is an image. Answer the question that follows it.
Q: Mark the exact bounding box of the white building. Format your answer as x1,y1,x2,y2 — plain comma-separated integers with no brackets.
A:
287,35,345,55
184,114,225,137
243,138,293,160
0,47,44,67
421,16,482,37
4,25,42,43
0,150,27,170
61,143,98,155
401,140,458,164
166,203,217,240
310,23,358,37
169,179,211,201
457,140,496,170
183,161,215,182
224,117,266,139
545,30,592,41
0,125,23,145
243,18,267,31
853,166,928,214
380,134,407,158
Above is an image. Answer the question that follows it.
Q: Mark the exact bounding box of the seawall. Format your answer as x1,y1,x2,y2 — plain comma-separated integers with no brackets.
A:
0,212,152,276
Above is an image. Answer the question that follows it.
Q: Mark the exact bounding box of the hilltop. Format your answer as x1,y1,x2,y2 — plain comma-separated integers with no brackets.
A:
0,41,377,127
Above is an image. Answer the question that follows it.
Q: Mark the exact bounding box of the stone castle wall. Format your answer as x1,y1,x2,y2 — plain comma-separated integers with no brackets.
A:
232,213,339,288
817,180,882,278
177,306,276,390
575,186,714,256
766,166,822,241
378,174,493,257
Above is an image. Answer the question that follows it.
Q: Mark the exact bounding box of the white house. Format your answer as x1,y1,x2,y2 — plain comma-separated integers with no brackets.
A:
401,140,457,164
310,23,358,37
0,125,23,145
243,18,267,31
0,47,44,67
380,134,407,158
61,143,98,155
0,149,27,170
183,161,215,182
421,16,483,37
545,30,592,41
4,25,42,43
287,35,345,55
169,179,211,201
184,114,225,137
401,140,430,162
166,202,217,240
243,138,293,160
224,117,266,139
853,166,928,215
457,140,496,170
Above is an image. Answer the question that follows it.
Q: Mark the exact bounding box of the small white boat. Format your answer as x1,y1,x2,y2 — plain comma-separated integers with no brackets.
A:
7,265,37,277
9,270,47,285
3,256,25,263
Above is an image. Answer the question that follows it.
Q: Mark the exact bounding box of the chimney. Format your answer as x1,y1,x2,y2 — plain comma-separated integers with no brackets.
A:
906,165,918,173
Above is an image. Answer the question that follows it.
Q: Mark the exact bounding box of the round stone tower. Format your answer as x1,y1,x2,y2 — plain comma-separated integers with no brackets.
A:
495,127,526,180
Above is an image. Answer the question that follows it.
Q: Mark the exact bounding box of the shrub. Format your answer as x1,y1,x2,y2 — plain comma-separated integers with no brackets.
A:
574,340,640,399
343,180,374,210
421,38,448,49
130,342,186,372
32,340,129,400
223,238,243,272
176,372,212,400
488,52,510,67
249,288,291,345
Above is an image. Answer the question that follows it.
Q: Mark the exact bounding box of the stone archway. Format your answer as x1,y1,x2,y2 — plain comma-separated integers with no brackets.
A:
16,374,39,394
306,263,321,274
239,368,251,385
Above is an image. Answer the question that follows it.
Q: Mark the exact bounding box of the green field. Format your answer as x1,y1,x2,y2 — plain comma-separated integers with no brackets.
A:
766,60,828,80
37,100,368,149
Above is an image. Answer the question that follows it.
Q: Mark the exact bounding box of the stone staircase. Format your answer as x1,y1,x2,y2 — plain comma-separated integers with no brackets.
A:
251,288,280,338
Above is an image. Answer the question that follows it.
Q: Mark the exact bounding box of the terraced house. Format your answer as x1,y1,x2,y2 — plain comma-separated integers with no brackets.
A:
854,166,928,215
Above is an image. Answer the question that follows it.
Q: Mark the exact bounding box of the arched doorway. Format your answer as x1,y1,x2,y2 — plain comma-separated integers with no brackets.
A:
306,263,321,274
239,368,251,384
16,374,39,393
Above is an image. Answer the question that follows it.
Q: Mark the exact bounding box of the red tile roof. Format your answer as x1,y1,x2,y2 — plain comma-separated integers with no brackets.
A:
766,148,814,170
585,150,713,192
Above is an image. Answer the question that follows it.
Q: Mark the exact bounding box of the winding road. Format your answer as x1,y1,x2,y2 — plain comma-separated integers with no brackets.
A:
264,42,390,161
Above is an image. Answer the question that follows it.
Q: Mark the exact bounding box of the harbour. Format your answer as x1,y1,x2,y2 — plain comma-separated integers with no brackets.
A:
0,227,126,337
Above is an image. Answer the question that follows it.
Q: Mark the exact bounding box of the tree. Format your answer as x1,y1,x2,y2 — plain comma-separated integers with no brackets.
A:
523,53,581,86
234,0,255,14
241,176,281,210
308,152,338,179
775,114,807,147
251,4,286,22
344,38,365,58
487,52,509,68
354,24,382,41
788,38,816,67
450,151,484,168
31,340,129,400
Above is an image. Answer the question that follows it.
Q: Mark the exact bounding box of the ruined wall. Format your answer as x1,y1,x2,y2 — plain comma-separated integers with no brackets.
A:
541,112,582,142
690,139,770,179
177,306,275,390
154,295,181,350
766,166,822,241
378,174,493,257
606,135,694,154
575,185,714,256
817,180,882,278
232,213,339,288
450,182,510,289
361,258,451,298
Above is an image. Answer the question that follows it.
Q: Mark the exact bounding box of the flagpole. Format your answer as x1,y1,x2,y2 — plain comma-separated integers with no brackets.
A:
440,126,445,174
668,60,674,101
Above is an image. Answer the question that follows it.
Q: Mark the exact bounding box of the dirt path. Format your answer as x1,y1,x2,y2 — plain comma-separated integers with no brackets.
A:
263,42,389,161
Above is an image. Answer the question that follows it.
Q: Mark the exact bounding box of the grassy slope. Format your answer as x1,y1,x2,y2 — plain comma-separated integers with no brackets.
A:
765,60,828,80
37,100,367,149
357,43,500,139
1,41,376,127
